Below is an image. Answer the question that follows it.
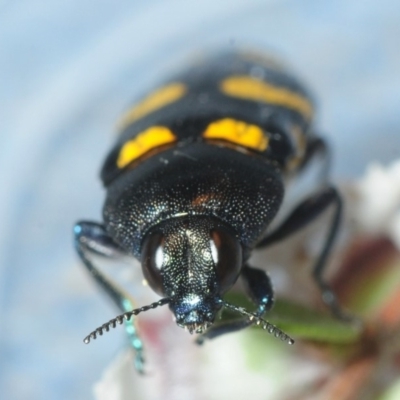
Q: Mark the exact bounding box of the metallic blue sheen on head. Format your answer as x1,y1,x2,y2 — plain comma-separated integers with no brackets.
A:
170,293,223,334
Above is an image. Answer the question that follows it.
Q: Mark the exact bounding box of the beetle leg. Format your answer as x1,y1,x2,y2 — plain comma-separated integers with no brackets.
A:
74,221,145,373
196,265,274,343
298,135,330,179
256,186,354,321
241,265,274,316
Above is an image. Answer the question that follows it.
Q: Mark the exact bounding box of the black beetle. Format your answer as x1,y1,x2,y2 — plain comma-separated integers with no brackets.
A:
74,51,350,372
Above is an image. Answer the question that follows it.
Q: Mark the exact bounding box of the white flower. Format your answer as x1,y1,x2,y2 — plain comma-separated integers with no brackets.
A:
355,160,400,249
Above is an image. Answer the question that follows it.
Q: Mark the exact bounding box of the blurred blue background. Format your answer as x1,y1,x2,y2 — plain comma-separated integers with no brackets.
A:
1,0,399,399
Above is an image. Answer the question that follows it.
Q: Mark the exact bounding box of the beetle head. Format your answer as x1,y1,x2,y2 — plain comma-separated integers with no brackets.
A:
141,216,242,333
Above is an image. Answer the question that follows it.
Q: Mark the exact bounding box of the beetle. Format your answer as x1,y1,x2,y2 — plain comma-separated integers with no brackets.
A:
74,50,350,373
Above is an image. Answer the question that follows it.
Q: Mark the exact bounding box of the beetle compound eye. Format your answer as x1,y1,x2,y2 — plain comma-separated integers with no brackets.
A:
211,228,242,293
141,232,165,295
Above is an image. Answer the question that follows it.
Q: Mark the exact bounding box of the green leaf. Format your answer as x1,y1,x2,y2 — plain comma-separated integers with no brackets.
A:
346,257,400,317
379,379,400,400
223,292,362,344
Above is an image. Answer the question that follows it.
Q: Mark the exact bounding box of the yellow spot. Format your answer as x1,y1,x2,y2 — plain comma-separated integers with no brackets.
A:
221,76,313,120
203,118,268,151
117,126,176,168
118,83,187,129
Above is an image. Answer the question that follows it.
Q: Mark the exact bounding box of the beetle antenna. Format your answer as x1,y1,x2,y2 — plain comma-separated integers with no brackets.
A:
83,298,170,344
223,301,295,345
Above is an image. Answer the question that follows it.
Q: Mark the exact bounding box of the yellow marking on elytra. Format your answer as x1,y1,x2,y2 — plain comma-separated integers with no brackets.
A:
118,83,187,129
203,118,268,151
117,126,176,168
221,76,313,120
